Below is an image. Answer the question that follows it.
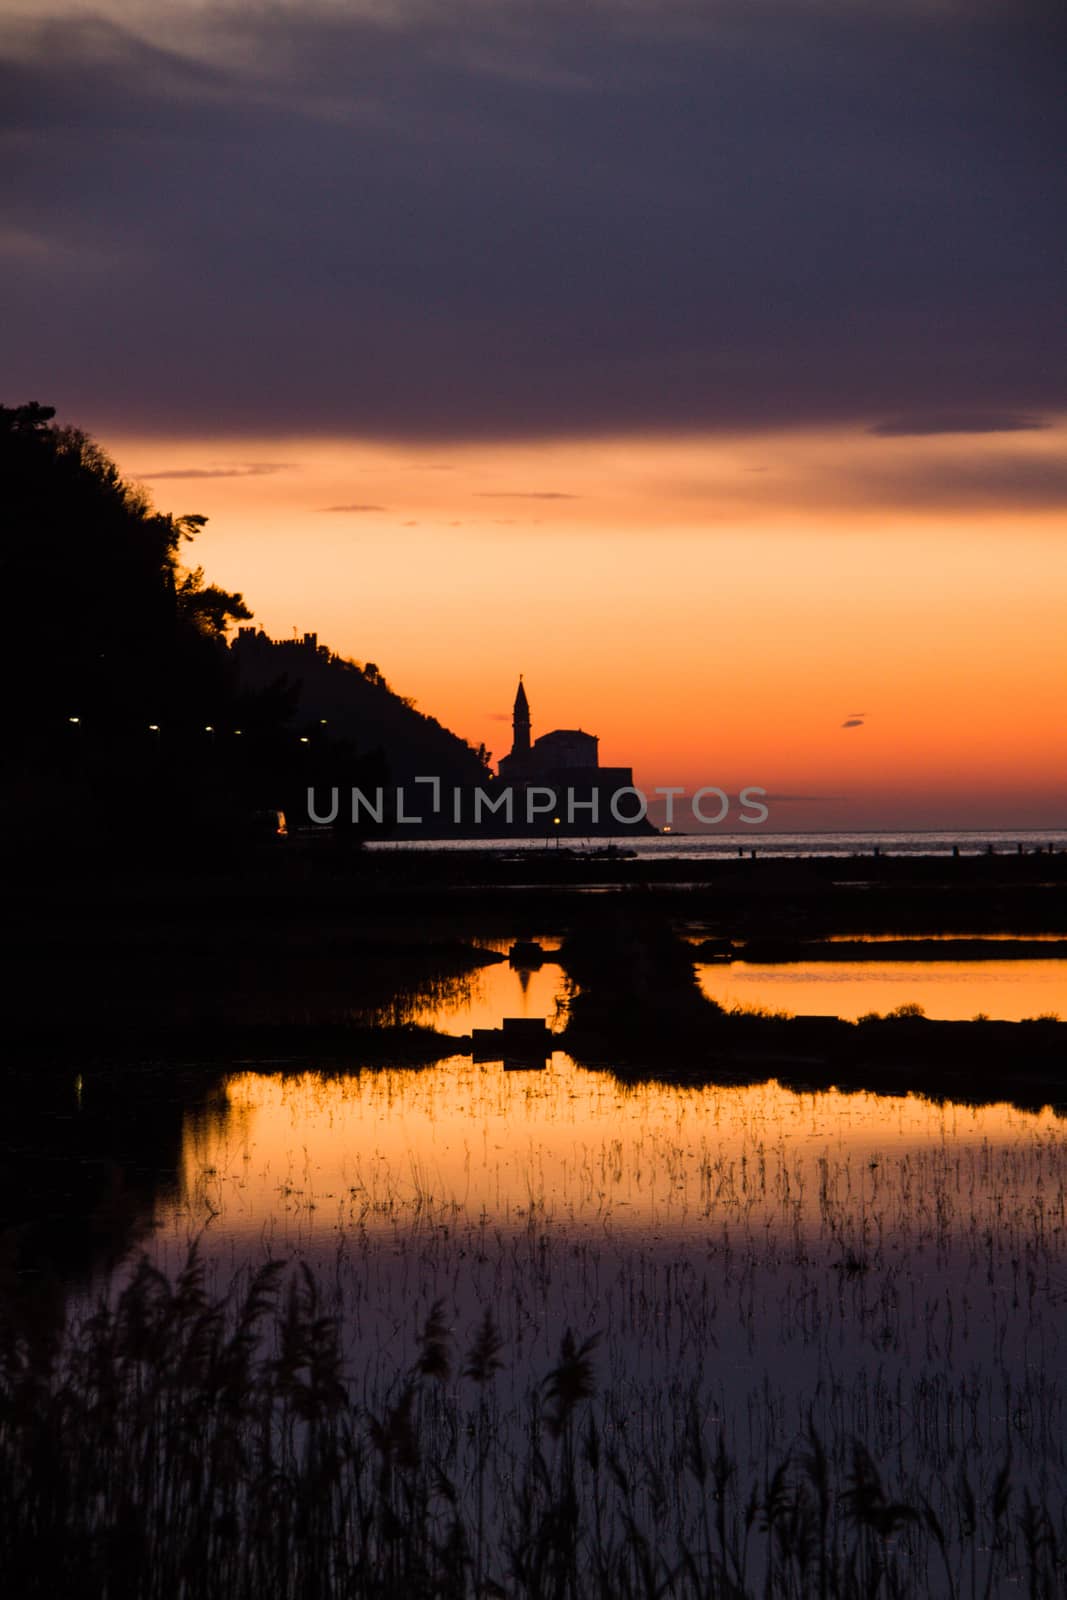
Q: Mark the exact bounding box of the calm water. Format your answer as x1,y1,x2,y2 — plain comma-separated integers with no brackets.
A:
368,828,1067,859
119,949,1067,1587
148,1055,1067,1508
369,938,1066,1027
697,958,1067,1021
398,937,569,1031
162,1058,1066,1252
47,928,1064,1594
144,944,1065,1259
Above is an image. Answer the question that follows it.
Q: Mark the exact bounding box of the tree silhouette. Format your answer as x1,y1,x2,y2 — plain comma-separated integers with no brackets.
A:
1,401,249,743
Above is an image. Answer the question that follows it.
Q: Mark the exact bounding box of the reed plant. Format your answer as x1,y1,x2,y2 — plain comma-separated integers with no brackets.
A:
2,1244,1064,1599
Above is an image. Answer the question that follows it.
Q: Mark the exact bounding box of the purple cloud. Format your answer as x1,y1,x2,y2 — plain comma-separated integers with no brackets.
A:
136,462,292,479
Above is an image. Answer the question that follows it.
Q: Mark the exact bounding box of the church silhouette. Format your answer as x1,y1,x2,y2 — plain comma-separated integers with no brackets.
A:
496,677,648,832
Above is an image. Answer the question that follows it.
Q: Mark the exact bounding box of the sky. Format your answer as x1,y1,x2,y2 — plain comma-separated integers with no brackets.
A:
3,0,1065,828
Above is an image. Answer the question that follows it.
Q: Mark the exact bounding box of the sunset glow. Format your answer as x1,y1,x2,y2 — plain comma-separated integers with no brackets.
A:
102,424,1067,828
6,0,1064,830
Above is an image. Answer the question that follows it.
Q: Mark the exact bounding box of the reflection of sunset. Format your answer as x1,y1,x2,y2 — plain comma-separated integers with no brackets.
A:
404,945,570,1034
698,959,1067,1022
169,1062,1067,1252
111,424,1067,831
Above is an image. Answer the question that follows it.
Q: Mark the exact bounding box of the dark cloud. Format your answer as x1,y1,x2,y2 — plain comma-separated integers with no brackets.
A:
320,503,387,512
870,413,1051,437
476,491,580,500
651,444,1067,516
840,449,1067,511
841,719,864,728
136,462,292,479
2,1,1064,442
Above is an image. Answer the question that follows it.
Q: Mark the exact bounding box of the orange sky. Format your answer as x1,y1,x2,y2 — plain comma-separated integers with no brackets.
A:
114,422,1067,830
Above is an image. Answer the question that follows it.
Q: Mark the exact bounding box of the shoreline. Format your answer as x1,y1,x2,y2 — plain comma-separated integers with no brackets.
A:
7,1012,1066,1118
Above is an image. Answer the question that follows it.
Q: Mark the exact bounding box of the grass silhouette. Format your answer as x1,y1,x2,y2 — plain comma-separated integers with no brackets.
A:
1,1246,1064,1598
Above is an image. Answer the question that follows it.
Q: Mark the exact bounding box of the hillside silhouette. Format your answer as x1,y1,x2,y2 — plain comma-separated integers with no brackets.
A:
231,629,489,791
0,402,488,854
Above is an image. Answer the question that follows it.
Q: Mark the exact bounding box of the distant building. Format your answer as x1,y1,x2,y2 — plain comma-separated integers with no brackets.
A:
234,626,325,662
497,679,601,781
496,677,647,831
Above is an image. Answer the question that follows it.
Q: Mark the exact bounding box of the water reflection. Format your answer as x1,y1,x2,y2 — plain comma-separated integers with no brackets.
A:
142,1058,1067,1530
697,958,1067,1020
54,1054,1067,1586
402,939,571,1034
162,1060,1067,1255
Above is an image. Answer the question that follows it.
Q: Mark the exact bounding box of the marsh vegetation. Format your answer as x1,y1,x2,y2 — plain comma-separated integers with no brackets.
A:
3,909,1066,1596
4,1068,1023,1595
5,1096,1067,1597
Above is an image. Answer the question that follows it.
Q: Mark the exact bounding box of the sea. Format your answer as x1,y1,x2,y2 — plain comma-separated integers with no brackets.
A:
367,827,1067,859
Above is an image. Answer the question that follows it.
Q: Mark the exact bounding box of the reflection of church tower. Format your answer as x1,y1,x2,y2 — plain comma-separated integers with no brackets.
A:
512,676,531,757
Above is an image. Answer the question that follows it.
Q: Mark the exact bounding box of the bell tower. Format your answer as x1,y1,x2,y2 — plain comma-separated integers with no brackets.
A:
512,676,531,756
